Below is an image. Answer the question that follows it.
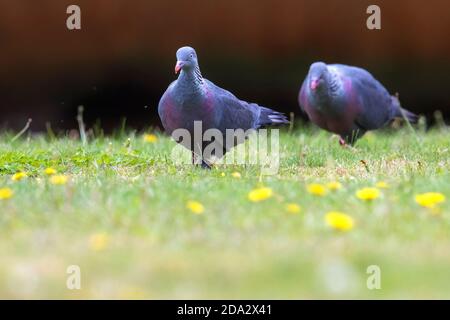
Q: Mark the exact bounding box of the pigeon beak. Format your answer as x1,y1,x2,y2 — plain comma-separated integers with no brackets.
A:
310,79,320,90
175,61,184,74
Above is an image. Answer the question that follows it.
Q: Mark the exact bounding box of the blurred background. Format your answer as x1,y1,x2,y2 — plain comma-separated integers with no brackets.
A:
0,0,449,132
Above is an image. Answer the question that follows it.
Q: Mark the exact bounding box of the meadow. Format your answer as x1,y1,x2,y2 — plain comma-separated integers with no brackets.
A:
0,123,449,299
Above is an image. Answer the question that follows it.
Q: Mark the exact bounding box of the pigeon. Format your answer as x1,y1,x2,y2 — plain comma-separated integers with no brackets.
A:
298,62,418,145
158,46,289,168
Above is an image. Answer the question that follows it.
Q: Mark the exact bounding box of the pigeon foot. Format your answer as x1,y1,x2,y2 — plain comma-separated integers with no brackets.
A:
201,160,212,170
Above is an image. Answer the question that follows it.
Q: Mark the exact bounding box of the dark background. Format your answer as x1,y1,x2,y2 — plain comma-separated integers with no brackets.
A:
1,0,449,132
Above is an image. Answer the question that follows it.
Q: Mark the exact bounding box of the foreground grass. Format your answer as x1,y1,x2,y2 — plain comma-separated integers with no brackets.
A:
0,126,449,299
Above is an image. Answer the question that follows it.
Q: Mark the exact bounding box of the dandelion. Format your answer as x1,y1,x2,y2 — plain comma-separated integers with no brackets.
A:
326,181,342,191
220,172,226,177
248,187,273,202
231,172,241,179
356,187,381,201
186,200,205,214
415,192,446,209
375,181,389,189
0,188,14,200
89,233,110,252
307,183,327,196
285,203,301,214
325,211,354,231
11,172,27,182
143,134,158,143
44,168,57,176
50,175,68,185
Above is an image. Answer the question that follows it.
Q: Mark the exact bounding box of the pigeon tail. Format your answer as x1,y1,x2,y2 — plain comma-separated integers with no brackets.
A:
257,107,290,128
391,95,419,124
399,108,419,124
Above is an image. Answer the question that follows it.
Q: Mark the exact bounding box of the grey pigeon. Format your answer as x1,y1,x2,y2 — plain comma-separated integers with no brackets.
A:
298,62,418,145
158,46,288,168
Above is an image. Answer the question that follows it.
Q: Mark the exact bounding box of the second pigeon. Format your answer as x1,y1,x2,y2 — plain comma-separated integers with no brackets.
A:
298,62,418,145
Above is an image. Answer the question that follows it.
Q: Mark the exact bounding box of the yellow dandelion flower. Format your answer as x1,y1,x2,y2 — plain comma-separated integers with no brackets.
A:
186,200,205,214
248,187,273,202
11,172,27,182
307,183,327,196
44,167,57,176
231,172,241,179
375,181,389,189
0,188,14,200
143,134,158,143
89,233,110,252
326,181,342,191
415,192,446,209
325,211,354,231
50,175,68,185
356,187,381,201
220,172,226,177
285,203,301,214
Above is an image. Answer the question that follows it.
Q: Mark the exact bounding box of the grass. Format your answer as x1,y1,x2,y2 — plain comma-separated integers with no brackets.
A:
0,124,449,299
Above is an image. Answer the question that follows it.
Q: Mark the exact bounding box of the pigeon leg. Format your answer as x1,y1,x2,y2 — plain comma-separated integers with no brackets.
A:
201,160,212,170
191,150,211,169
339,136,359,152
191,149,205,165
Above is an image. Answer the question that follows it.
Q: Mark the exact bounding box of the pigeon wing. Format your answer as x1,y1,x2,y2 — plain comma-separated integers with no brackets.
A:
205,79,260,132
333,64,395,130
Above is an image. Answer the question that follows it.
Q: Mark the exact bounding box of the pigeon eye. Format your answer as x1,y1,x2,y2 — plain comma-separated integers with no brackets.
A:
190,54,194,58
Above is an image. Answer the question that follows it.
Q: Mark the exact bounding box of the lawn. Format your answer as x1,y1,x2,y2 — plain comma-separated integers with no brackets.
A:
0,124,449,299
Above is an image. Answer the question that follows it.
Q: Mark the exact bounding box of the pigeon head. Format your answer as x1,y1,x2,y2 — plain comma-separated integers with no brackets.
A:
175,46,199,74
308,62,330,92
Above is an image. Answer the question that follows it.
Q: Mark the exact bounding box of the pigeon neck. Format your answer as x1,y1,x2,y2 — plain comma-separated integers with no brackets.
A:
313,77,341,112
313,73,341,104
328,72,341,96
178,65,204,91
313,88,331,107
311,73,345,115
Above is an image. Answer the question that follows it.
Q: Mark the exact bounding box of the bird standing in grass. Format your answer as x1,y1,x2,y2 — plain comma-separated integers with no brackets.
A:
298,62,418,145
158,46,288,168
